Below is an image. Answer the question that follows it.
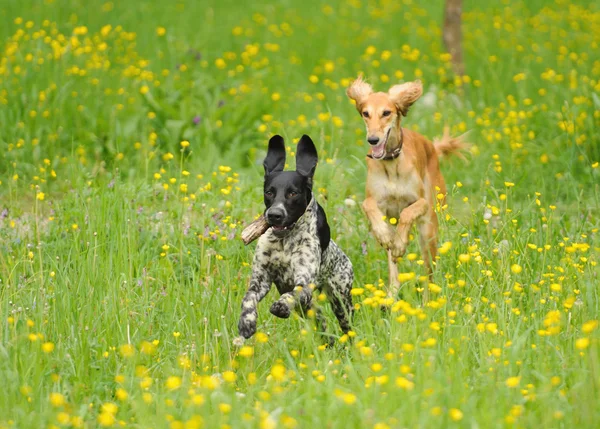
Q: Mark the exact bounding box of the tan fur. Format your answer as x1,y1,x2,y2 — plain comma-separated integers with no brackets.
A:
347,77,468,301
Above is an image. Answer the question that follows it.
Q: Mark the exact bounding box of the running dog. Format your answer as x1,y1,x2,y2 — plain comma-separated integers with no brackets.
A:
237,134,353,342
346,75,467,300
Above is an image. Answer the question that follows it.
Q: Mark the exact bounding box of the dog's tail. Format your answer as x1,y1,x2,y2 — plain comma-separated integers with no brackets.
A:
433,127,470,160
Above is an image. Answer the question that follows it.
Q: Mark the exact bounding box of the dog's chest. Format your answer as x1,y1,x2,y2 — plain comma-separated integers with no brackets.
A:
256,220,321,293
368,164,421,216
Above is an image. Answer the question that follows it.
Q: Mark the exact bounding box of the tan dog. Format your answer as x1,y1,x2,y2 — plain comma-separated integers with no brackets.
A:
346,75,467,300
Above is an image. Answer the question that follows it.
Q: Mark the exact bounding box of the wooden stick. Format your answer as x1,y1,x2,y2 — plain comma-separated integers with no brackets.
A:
241,214,269,245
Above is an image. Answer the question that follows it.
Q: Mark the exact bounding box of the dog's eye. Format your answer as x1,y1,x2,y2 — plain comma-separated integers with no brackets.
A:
382,110,391,117
287,191,298,198
265,191,274,198
362,111,369,118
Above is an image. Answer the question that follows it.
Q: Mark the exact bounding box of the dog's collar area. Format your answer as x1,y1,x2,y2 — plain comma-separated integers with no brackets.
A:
367,127,403,161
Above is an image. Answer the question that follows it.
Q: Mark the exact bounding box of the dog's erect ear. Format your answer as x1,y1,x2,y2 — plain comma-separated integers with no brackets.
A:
346,75,373,110
296,134,318,179
388,80,423,116
263,135,286,175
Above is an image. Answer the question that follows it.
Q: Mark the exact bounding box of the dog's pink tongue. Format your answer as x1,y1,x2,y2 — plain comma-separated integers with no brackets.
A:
372,143,385,159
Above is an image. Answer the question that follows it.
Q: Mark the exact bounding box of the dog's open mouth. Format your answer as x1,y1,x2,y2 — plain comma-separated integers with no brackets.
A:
370,128,392,160
270,223,296,235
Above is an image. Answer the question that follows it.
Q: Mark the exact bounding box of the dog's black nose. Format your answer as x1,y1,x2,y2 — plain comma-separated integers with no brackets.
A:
367,136,380,145
267,208,285,225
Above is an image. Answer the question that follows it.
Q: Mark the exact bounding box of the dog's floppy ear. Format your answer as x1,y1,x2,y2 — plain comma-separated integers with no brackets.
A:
296,134,318,179
263,135,286,175
388,80,423,116
346,74,373,110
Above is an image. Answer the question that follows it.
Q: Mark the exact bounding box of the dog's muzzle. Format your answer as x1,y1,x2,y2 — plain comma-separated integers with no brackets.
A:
266,206,294,235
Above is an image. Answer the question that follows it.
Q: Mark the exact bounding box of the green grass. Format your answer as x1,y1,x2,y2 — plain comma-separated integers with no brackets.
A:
1,0,599,427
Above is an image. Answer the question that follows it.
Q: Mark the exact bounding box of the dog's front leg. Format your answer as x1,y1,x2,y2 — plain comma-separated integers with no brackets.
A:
238,265,272,339
392,198,429,259
270,252,319,319
362,197,393,249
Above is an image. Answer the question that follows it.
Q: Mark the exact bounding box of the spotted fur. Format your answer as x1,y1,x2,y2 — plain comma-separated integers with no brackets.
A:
238,138,354,342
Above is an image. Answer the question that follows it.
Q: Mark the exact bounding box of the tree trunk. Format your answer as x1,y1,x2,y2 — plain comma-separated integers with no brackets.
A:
443,0,464,76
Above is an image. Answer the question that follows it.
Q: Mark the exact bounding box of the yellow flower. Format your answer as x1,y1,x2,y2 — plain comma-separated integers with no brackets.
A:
438,241,452,254
192,394,205,405
42,342,55,353
360,346,373,357
119,344,135,358
505,376,521,388
156,26,166,36
222,371,236,383
218,403,232,414
342,393,356,404
239,346,254,357
270,364,286,381
166,376,182,390
49,392,66,407
98,412,116,427
255,332,269,343
458,254,470,263
428,283,442,294
582,320,599,334
449,408,463,421
101,402,118,415
511,264,522,274
575,337,590,350
115,388,128,401
397,272,416,282
36,192,45,201
180,140,190,148
395,377,415,390
56,412,70,425
140,341,156,355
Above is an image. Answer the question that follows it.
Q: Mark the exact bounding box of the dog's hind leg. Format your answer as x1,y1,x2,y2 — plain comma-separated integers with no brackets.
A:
299,302,331,345
324,281,353,336
387,250,400,298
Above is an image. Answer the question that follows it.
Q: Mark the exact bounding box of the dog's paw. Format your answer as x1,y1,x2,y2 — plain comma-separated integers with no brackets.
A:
269,300,292,319
391,240,407,259
372,225,393,249
238,313,257,339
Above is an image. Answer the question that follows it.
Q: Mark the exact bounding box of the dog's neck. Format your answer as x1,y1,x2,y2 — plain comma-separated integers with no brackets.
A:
295,195,317,228
368,120,403,160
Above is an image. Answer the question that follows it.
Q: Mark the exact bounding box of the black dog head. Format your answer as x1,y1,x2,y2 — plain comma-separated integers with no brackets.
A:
262,134,318,237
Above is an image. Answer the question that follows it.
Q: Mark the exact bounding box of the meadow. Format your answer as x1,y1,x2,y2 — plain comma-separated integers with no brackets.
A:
1,0,599,427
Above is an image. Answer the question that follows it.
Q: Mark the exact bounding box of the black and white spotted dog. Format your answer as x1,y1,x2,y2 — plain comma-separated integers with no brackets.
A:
237,134,353,342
